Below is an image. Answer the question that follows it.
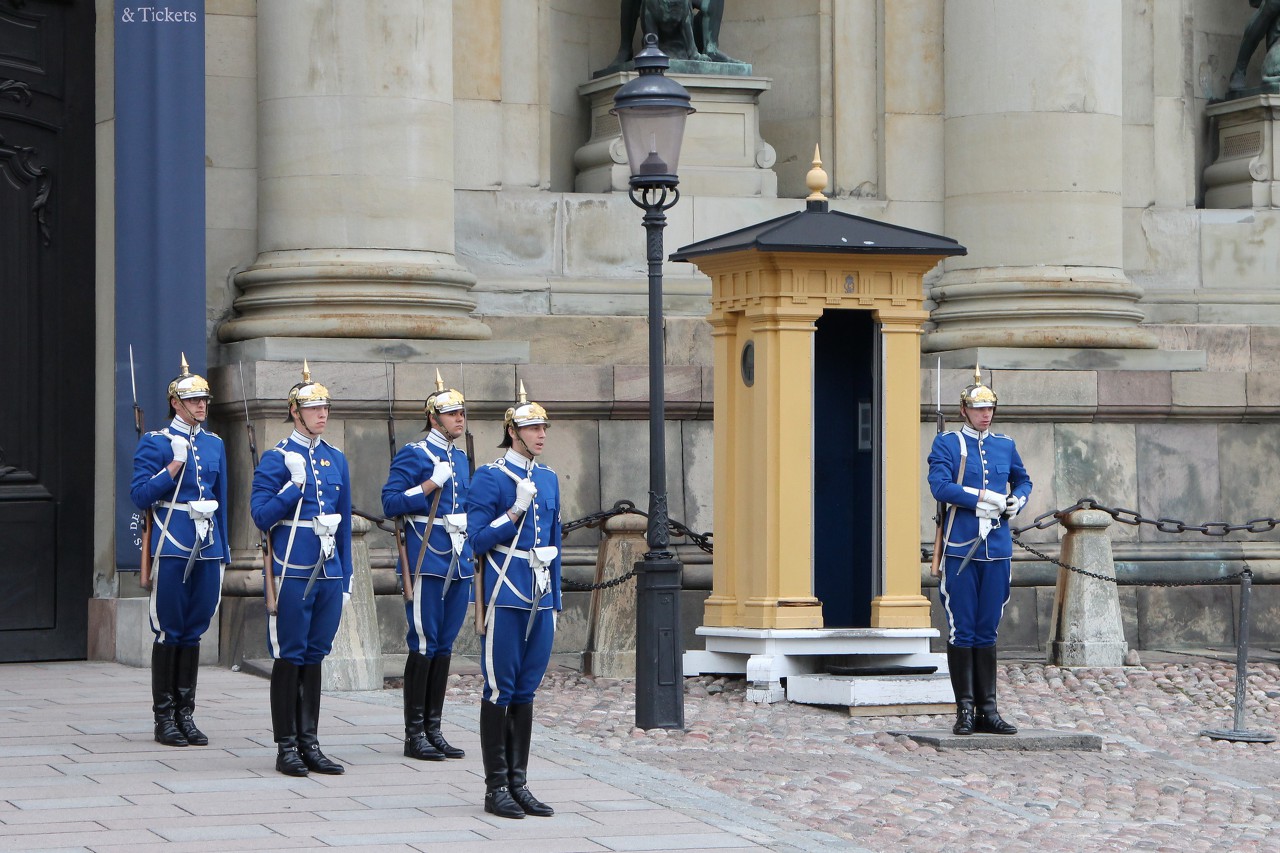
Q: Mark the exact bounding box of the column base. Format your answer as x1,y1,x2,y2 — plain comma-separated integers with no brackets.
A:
925,266,1157,352
220,250,491,342
869,594,933,629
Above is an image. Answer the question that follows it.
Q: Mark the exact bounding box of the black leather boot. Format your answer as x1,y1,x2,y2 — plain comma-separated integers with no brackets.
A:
973,645,1018,735
480,700,524,819
425,653,465,759
403,652,444,761
298,663,345,774
506,703,553,817
152,643,189,747
270,660,307,776
173,644,208,746
946,644,975,736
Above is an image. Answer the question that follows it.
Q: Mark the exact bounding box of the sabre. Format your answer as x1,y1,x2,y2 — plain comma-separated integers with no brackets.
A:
240,362,278,615
130,346,155,590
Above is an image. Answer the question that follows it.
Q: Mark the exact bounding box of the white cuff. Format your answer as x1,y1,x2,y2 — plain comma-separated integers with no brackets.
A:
489,515,508,529
406,485,423,497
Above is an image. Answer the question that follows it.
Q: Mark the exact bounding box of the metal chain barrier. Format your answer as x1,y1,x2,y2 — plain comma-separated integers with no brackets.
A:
1000,497,1275,587
353,499,714,593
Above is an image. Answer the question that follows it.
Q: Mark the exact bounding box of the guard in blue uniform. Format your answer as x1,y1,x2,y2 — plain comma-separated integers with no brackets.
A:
928,367,1033,736
382,370,474,762
466,383,560,820
130,355,229,748
251,363,352,777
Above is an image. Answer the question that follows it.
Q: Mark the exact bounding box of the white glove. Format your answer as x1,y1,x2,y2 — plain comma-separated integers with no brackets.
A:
283,451,306,485
429,460,454,488
975,494,1003,519
169,435,189,465
1004,494,1025,518
513,478,537,513
342,591,351,610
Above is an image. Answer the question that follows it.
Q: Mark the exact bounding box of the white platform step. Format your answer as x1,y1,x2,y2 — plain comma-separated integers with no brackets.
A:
786,672,954,715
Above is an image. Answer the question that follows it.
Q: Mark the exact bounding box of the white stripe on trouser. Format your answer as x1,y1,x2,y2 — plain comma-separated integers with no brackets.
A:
149,567,166,644
267,574,283,658
939,562,956,645
483,606,501,705
411,574,427,652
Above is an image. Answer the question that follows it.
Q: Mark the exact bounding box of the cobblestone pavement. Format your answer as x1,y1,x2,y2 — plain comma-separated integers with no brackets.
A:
443,653,1280,853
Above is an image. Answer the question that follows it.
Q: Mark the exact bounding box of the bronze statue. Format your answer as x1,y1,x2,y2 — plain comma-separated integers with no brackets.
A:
1228,0,1280,97
602,0,742,73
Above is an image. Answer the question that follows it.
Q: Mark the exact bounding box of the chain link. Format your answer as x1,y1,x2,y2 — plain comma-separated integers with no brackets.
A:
1013,498,1280,538
999,497,1272,587
354,499,712,593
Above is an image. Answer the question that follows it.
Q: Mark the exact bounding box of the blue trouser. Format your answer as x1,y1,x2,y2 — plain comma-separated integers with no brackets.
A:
938,554,1011,647
268,577,342,666
404,573,472,656
149,556,223,646
480,606,555,706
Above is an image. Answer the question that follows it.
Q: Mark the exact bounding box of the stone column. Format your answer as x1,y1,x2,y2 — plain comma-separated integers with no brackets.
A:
219,0,489,342
584,513,645,679
1048,509,1128,667
928,0,1155,351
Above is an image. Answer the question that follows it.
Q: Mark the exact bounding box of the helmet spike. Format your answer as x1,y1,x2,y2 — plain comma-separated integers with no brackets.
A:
518,380,528,405
434,368,445,393
302,360,311,383
179,352,190,376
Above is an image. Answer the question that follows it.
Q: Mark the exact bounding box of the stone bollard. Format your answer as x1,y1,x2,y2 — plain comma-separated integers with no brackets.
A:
1047,509,1129,667
584,513,647,678
323,515,384,691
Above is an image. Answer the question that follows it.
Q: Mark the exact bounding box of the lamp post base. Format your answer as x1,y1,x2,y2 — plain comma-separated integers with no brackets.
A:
635,554,684,730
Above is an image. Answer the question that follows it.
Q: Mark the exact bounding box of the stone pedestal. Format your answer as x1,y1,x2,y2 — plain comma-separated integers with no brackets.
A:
574,74,777,198
583,514,645,679
1204,95,1280,209
323,516,383,691
1047,509,1128,667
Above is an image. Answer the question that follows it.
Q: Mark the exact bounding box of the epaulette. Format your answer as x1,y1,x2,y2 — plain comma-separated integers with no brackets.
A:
145,429,167,438
203,429,221,439
534,461,556,474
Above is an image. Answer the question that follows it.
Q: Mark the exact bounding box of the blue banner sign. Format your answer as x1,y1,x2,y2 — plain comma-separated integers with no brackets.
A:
113,1,206,571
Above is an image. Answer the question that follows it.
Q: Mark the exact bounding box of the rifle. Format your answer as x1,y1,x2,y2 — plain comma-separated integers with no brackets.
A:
929,358,947,579
130,346,155,590
385,362,415,602
240,362,277,616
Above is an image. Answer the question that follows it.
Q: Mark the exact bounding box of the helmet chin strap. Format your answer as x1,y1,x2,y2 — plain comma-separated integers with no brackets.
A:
175,397,201,432
295,406,322,441
511,426,536,462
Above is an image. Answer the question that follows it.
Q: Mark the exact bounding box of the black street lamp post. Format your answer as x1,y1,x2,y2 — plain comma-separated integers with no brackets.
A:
612,34,694,731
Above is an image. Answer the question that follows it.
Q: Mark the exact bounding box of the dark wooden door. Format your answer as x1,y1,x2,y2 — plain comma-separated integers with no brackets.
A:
0,0,95,661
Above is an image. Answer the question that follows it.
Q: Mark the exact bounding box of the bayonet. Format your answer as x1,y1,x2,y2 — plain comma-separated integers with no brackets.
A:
930,358,948,579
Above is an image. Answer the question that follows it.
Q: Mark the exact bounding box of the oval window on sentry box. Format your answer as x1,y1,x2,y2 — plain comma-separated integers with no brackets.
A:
740,340,755,387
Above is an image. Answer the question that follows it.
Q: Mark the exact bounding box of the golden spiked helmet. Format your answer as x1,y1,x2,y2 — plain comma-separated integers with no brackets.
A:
504,381,548,431
167,353,212,401
287,360,331,412
960,364,997,409
424,368,466,417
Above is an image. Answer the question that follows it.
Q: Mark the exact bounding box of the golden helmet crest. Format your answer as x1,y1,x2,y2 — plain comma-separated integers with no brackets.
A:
424,369,466,417
167,353,212,401
504,381,549,431
287,360,331,412
960,364,997,409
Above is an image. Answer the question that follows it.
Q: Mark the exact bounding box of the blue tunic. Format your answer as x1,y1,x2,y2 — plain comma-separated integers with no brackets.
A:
130,417,229,645
928,425,1033,647
250,430,353,664
466,450,563,704
382,430,475,656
